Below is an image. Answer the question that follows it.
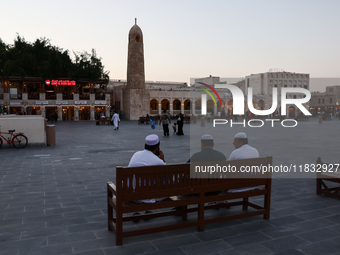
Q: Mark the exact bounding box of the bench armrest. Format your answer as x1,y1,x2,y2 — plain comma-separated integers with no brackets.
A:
107,182,117,196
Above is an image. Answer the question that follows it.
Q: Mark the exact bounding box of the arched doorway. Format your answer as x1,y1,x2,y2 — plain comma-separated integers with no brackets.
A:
150,99,158,115
195,99,201,113
161,99,170,112
184,99,191,115
207,100,214,115
227,100,233,116
289,106,295,118
258,100,265,110
172,99,181,115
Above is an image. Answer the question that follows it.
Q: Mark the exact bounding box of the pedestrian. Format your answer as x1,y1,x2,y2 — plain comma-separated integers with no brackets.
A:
176,113,184,135
112,111,120,130
159,109,171,137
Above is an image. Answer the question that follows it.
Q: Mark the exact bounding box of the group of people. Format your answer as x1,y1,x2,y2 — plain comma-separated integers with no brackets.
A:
128,132,259,207
159,110,184,136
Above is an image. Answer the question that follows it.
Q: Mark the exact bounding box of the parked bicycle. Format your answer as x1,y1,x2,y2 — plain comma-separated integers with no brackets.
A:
0,126,28,148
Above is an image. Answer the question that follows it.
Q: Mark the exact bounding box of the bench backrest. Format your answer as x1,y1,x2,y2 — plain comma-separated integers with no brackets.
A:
115,156,272,202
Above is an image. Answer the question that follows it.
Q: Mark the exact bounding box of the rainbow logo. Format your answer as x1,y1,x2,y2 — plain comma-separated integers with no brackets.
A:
196,82,223,106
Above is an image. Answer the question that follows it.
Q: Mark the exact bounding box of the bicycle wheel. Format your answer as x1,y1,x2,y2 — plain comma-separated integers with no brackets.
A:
12,134,28,148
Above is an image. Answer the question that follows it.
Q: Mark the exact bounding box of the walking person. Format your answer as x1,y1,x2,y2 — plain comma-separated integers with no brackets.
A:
176,113,184,135
159,109,170,137
112,111,120,130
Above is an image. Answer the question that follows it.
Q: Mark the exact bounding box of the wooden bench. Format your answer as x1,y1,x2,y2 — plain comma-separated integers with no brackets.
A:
107,156,272,245
99,117,111,125
316,157,340,199
138,117,150,125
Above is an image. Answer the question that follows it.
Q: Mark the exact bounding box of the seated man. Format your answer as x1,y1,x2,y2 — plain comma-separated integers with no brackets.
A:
188,134,226,163
128,134,167,203
188,134,227,206
228,132,260,193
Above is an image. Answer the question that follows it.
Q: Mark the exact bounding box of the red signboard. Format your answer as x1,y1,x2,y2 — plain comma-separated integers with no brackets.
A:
45,80,76,86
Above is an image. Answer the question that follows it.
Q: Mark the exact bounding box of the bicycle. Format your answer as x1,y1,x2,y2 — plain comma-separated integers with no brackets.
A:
0,126,28,149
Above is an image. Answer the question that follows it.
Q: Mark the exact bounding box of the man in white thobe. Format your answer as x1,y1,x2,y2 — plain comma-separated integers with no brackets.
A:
227,132,260,193
111,111,120,130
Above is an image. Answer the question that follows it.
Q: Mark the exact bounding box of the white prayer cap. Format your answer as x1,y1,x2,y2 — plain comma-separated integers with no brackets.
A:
201,134,213,141
235,132,247,139
145,134,159,146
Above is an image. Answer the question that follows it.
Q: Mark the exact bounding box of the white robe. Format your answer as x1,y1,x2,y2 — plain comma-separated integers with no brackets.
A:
111,113,120,129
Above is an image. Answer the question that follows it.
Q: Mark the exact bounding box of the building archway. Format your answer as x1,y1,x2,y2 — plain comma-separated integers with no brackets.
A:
150,99,158,114
258,100,265,110
207,100,214,115
289,106,296,118
172,99,181,110
161,99,170,111
184,99,191,115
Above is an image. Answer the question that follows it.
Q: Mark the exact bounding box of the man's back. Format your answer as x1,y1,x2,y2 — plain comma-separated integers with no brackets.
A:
228,144,259,160
189,148,226,163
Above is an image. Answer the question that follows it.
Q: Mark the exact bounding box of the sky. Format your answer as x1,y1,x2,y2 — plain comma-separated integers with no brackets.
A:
1,0,340,91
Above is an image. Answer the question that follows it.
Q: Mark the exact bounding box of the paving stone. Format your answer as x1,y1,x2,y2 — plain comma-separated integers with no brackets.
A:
296,227,339,243
294,218,337,231
103,241,156,255
180,239,233,255
48,231,97,245
261,235,311,253
219,243,273,255
18,243,72,255
297,237,340,255
223,231,272,248
151,235,201,250
260,224,306,239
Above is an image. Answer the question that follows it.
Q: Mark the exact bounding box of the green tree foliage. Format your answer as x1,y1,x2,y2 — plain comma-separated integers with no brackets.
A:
0,35,109,80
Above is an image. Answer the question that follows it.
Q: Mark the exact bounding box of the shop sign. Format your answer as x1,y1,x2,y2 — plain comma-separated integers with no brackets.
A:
45,80,76,86
75,101,87,105
10,102,22,106
95,101,106,105
56,101,69,105
36,101,49,105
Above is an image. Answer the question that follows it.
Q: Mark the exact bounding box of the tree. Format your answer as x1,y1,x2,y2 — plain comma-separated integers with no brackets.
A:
0,35,109,80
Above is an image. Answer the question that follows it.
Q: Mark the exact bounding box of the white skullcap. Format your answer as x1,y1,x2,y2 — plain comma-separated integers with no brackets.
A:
201,134,213,140
145,134,159,146
235,132,247,139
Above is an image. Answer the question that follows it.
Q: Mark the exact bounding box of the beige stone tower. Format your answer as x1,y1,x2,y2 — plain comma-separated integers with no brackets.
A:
123,19,150,120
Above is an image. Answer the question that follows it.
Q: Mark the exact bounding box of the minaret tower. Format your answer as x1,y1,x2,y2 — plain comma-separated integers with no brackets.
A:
127,18,145,89
123,19,150,120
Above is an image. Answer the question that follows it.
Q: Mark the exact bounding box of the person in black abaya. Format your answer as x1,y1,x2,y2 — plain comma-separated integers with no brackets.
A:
176,113,184,135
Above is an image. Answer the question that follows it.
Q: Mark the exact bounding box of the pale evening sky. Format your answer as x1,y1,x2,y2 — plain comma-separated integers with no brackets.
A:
1,0,340,91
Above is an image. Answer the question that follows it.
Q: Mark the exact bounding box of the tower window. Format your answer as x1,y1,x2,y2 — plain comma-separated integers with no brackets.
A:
135,36,141,42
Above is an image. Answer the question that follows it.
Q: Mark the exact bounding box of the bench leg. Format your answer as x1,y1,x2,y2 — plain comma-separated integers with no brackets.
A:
181,206,188,220
107,200,113,231
316,178,321,196
264,183,271,220
198,203,204,232
115,212,123,246
243,197,249,210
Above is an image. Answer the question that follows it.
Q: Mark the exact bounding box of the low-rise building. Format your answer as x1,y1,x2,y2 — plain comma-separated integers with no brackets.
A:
310,85,340,116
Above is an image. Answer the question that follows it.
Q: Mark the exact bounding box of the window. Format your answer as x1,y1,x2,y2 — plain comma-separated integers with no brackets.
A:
330,98,333,103
293,95,296,99
322,99,325,104
318,99,321,104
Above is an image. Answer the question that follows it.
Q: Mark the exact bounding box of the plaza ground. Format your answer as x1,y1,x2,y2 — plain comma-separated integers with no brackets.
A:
0,118,339,255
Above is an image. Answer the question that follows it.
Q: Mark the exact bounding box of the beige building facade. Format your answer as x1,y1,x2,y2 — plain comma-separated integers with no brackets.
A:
310,85,340,116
